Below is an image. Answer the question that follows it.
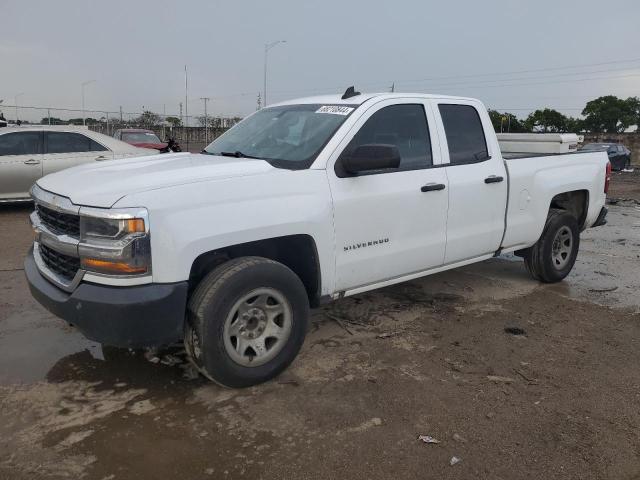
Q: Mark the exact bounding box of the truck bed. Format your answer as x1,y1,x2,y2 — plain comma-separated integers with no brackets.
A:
501,151,608,251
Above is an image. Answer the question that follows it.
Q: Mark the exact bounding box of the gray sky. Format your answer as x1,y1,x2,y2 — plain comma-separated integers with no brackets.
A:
2,0,639,122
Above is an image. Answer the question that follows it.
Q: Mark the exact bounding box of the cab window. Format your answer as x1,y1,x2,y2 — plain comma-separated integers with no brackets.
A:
339,104,432,173
438,104,489,165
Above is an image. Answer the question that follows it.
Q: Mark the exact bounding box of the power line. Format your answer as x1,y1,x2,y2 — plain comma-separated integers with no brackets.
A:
208,56,640,100
388,57,640,85
397,65,640,88
409,72,640,92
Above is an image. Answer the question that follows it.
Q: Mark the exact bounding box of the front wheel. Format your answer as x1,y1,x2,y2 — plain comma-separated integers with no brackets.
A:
185,257,309,388
523,209,580,283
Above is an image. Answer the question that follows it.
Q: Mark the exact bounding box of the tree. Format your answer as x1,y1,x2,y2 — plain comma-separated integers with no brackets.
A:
131,110,161,127
524,108,568,133
625,96,640,131
488,109,526,133
68,117,99,125
196,115,212,127
40,117,65,125
564,116,584,133
581,95,638,133
196,116,239,129
165,116,182,127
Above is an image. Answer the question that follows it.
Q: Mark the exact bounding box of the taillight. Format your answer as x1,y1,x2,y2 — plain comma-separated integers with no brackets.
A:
604,161,612,194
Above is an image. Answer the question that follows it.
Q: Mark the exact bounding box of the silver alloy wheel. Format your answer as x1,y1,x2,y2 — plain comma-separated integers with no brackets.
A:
223,288,293,367
551,226,573,270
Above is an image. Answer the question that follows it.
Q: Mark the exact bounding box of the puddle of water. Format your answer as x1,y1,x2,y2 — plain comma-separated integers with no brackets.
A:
0,310,97,385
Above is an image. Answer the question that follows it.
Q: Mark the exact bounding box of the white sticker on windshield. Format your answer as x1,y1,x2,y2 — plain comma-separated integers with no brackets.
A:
316,105,354,115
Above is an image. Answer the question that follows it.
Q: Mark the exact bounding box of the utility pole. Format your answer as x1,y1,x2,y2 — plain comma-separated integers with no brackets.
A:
184,65,188,128
256,92,262,111
47,108,51,125
263,40,286,107
179,102,183,125
200,97,210,143
15,93,24,123
81,80,95,126
390,82,395,93
119,106,123,123
184,65,189,151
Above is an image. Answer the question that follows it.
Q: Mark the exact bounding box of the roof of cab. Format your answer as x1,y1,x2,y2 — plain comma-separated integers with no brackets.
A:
272,92,479,107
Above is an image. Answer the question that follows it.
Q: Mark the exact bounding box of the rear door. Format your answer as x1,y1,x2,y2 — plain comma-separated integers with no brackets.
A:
0,131,44,200
328,99,449,292
433,101,508,263
43,131,111,175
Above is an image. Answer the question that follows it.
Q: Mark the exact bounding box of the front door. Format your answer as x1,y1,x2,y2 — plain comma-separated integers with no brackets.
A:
328,100,449,292
0,131,43,200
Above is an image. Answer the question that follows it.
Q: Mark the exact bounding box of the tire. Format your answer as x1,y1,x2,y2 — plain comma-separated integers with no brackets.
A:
523,209,580,283
185,256,309,388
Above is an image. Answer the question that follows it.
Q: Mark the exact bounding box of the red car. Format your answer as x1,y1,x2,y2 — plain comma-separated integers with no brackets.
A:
113,129,180,152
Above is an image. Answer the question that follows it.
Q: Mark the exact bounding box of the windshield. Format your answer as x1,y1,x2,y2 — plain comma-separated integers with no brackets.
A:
122,132,162,144
204,104,355,169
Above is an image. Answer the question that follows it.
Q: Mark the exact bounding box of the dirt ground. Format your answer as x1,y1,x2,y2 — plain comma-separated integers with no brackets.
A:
608,168,640,203
1,173,640,480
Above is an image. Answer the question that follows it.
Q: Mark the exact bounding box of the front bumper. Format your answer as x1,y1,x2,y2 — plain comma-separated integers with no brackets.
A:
592,206,608,227
25,247,188,348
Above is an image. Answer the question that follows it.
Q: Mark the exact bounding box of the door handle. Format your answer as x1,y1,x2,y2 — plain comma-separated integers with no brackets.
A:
95,155,108,161
421,183,446,192
484,175,504,184
23,159,40,165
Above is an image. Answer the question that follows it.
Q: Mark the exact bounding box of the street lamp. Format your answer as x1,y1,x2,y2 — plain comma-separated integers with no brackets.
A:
14,93,24,123
263,40,286,108
81,80,96,126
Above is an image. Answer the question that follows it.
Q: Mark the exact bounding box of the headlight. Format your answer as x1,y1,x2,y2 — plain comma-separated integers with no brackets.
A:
78,208,151,276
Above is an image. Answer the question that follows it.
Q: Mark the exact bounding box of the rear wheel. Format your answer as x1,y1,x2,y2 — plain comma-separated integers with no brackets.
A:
185,256,309,388
523,209,580,283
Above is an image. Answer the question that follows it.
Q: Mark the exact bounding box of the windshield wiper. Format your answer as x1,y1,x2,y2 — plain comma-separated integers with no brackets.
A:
219,151,261,159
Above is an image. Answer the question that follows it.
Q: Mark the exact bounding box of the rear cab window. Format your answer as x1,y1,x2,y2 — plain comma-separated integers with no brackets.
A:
438,104,489,165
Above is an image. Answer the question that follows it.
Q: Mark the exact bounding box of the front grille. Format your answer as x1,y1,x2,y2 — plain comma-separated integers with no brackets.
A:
39,243,81,281
36,204,80,237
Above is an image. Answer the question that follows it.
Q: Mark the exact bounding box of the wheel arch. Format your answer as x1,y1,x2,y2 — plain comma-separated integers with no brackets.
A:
188,234,323,307
548,189,589,230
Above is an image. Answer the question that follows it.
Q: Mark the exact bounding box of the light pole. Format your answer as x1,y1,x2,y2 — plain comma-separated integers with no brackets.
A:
263,40,286,108
81,80,96,126
14,93,24,123
200,97,210,142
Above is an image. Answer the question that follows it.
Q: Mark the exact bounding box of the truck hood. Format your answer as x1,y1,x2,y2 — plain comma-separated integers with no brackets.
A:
37,152,276,208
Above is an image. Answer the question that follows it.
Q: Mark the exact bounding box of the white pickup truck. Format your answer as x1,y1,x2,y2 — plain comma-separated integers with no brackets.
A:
26,89,610,387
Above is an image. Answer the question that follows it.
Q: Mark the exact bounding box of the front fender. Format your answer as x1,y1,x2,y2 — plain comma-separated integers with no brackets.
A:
115,169,336,295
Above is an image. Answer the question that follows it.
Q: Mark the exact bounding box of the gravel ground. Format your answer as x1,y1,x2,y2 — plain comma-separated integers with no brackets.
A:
1,174,639,480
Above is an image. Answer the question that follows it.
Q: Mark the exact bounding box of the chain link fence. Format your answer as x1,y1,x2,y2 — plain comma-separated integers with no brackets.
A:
0,104,242,152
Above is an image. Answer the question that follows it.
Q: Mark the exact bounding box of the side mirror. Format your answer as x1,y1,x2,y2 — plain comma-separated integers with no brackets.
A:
341,144,401,174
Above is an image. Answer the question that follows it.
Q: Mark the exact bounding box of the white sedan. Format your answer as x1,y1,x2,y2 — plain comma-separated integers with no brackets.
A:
0,126,157,202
